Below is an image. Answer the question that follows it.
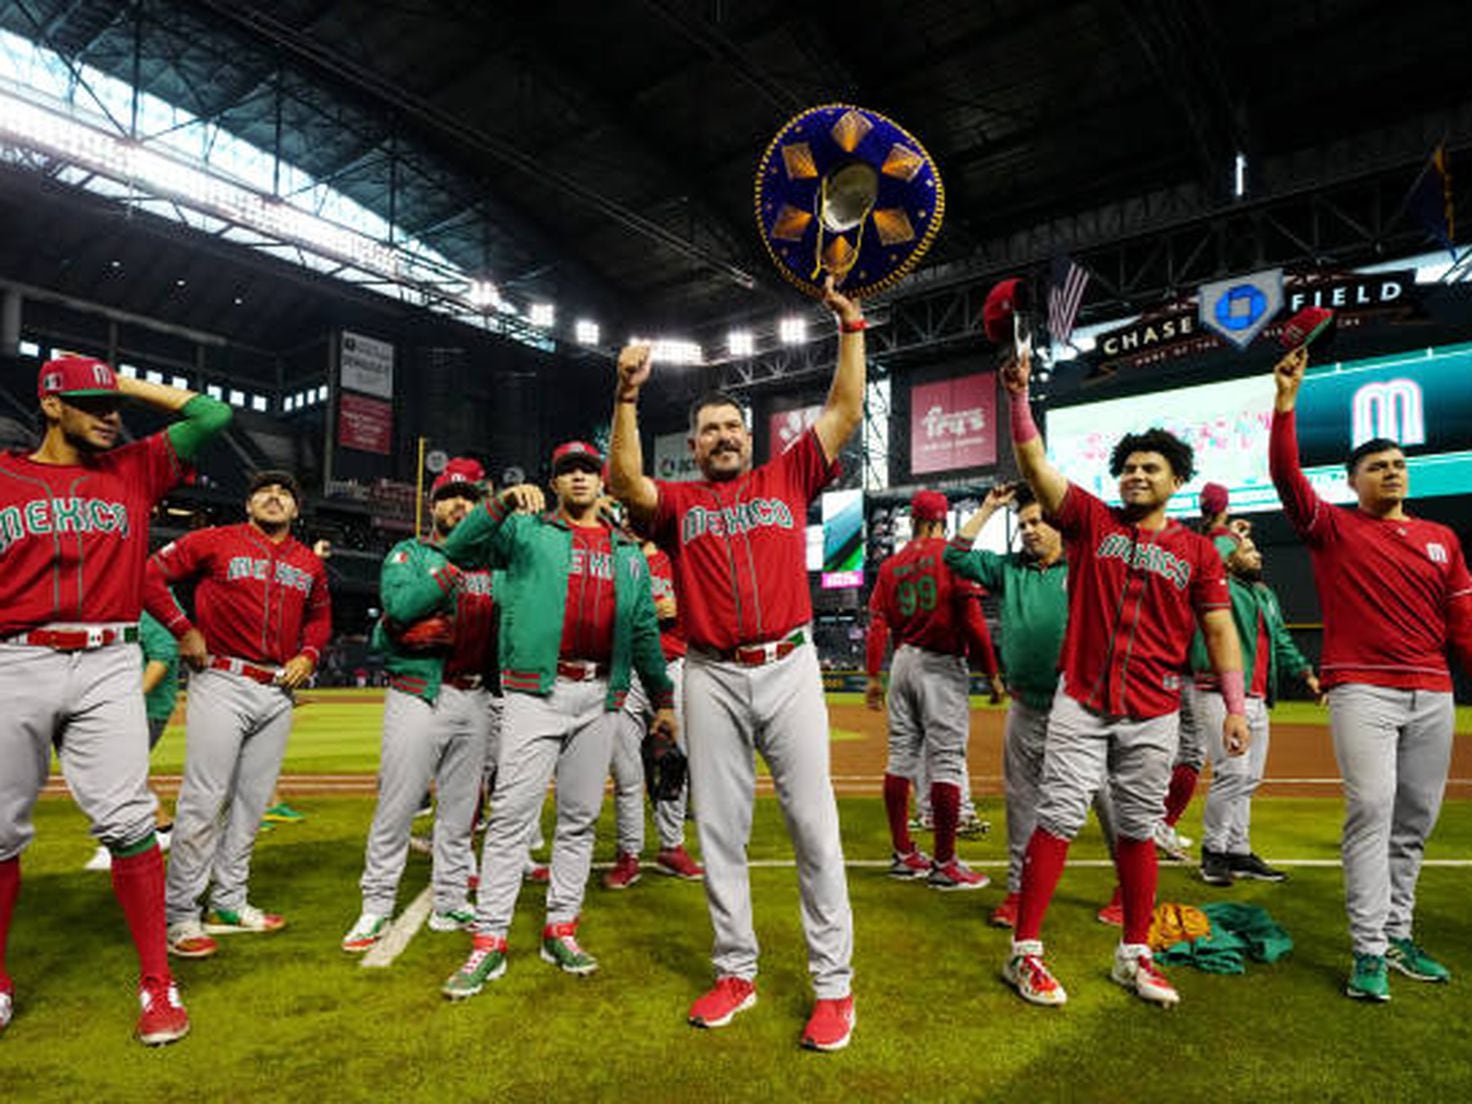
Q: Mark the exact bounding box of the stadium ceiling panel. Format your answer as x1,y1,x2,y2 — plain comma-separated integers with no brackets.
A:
0,0,1467,369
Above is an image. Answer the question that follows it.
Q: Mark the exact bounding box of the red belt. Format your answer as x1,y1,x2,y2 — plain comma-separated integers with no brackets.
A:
556,659,609,682
6,623,139,650
446,673,484,690
720,630,806,668
209,656,281,685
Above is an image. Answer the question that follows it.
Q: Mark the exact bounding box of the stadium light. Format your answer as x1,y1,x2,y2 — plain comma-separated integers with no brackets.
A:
779,316,808,345
727,330,754,357
1234,152,1247,198
468,279,500,310
629,336,703,365
575,319,600,346
529,303,555,328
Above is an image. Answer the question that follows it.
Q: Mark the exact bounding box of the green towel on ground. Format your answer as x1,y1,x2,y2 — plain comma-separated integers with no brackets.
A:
1157,902,1293,974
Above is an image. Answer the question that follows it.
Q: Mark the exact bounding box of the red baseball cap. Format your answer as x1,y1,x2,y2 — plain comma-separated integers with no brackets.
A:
1279,306,1335,351
38,356,120,402
1199,482,1229,516
431,457,486,499
551,440,603,474
983,278,1029,344
910,489,949,522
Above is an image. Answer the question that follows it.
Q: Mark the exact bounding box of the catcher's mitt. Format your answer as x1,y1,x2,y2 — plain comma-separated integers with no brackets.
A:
391,614,455,650
641,732,688,803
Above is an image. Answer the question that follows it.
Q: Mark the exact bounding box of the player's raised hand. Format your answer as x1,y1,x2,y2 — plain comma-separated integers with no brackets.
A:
985,482,1018,511
617,344,653,398
821,274,864,326
1273,346,1309,397
177,627,207,671
500,484,545,514
1222,712,1252,757
999,345,1031,397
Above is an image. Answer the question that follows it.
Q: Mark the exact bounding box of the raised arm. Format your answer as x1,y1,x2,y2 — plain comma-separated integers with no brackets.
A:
609,344,660,529
812,276,867,464
115,376,233,463
999,347,1067,514
1267,346,1325,538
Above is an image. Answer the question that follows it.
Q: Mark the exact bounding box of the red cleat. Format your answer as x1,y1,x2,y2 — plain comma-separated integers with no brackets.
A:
688,976,757,1028
136,976,190,1046
801,995,856,1051
655,846,704,880
989,892,1020,929
1096,885,1124,927
602,852,641,890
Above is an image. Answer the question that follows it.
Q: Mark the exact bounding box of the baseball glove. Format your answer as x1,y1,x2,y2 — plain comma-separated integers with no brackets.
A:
641,732,688,803
391,614,455,650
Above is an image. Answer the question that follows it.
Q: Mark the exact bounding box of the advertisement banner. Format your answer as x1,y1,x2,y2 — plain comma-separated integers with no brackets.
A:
340,331,394,398
909,372,997,474
337,391,393,454
768,404,824,460
652,431,700,482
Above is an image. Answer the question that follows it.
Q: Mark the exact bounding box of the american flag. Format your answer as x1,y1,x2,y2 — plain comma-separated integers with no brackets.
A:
1047,255,1089,347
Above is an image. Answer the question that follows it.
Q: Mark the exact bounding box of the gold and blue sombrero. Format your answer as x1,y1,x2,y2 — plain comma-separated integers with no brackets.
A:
755,104,944,300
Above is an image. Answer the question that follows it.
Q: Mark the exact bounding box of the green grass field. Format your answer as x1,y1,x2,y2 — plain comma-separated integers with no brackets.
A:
9,693,1472,1102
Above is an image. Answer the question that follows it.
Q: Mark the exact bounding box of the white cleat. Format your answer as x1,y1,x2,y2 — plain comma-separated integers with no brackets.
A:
1112,945,1180,1007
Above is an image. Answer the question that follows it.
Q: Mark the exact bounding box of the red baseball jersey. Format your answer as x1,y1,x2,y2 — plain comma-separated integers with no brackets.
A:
650,427,836,651
646,547,687,661
1271,410,1472,691
149,522,331,664
866,537,990,672
560,524,617,662
1054,484,1230,719
0,434,190,636
446,568,497,680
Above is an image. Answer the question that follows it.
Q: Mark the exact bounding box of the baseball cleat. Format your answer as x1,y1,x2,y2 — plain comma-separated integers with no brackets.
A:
655,845,704,880
341,912,390,953
602,851,641,890
957,812,991,838
1153,822,1191,862
84,845,112,871
989,892,1020,929
801,995,855,1052
206,904,285,933
1386,939,1450,983
688,976,757,1028
442,935,509,1000
0,986,12,1035
262,803,306,824
1199,849,1234,886
1346,953,1391,1001
540,921,598,975
407,834,433,855
1004,941,1067,1006
927,858,989,891
136,977,190,1046
1112,946,1180,1007
887,848,932,880
523,860,550,885
1229,852,1288,882
428,907,476,933
167,920,219,959
1096,889,1124,927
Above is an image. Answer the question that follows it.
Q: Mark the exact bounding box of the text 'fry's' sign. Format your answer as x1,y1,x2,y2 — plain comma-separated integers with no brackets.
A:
909,372,996,474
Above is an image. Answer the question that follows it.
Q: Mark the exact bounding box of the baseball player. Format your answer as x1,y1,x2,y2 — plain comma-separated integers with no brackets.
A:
149,470,331,959
1270,345,1472,1001
342,458,499,952
996,346,1248,1008
865,488,991,891
0,355,231,1044
605,538,704,888
1191,530,1320,886
438,442,674,998
608,276,864,1052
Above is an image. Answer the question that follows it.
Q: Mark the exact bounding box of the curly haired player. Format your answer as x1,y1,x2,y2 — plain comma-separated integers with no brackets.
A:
0,356,230,1044
1271,344,1472,1001
996,346,1247,1009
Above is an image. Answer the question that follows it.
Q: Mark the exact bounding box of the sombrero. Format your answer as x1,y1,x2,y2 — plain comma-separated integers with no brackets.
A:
755,104,944,300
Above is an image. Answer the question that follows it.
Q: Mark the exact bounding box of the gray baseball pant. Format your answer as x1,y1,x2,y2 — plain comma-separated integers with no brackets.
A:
608,660,689,855
885,644,969,789
1035,686,1179,842
1174,682,1208,771
685,639,853,1000
1328,684,1454,956
0,643,157,860
1003,697,1118,893
1199,693,1270,855
165,667,293,923
473,678,615,937
360,685,490,916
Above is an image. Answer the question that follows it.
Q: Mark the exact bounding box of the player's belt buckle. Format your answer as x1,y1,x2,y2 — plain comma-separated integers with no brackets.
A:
86,627,105,649
732,630,806,667
556,659,607,681
448,673,483,690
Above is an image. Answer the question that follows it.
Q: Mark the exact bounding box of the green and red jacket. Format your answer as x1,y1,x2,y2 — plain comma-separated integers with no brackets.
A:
372,535,499,704
441,496,672,711
1189,574,1311,706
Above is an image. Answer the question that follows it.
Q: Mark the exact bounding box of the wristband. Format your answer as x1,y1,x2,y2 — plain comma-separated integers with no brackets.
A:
1009,387,1040,445
839,318,867,333
1220,669,1247,716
